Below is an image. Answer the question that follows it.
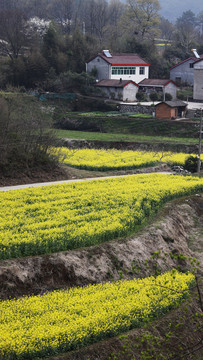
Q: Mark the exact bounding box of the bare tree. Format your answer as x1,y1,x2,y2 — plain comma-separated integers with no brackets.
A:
0,8,28,60
48,0,74,33
175,11,198,55
106,0,125,50
0,95,56,173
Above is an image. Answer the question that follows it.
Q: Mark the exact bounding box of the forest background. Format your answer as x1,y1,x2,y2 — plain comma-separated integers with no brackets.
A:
0,0,203,92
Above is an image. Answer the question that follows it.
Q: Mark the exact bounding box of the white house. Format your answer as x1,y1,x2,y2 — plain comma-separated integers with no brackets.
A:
86,50,150,84
95,79,139,102
139,79,177,99
170,54,203,86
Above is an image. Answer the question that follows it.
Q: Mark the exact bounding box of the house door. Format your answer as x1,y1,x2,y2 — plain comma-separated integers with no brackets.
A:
177,107,182,117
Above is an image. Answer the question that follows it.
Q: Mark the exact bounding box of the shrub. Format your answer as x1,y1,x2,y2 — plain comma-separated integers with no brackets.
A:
149,92,159,102
184,155,201,173
165,93,173,101
136,91,146,102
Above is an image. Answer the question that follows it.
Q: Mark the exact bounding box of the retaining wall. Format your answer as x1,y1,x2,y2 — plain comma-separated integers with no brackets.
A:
120,104,155,114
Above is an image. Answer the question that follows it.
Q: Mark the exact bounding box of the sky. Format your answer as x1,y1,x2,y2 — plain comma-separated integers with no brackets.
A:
159,0,203,21
120,0,203,22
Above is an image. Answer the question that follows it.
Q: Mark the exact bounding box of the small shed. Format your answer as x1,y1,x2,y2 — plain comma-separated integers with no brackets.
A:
138,79,177,100
95,79,139,102
155,101,187,120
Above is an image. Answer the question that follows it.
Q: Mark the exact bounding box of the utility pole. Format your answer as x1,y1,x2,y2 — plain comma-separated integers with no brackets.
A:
197,108,203,176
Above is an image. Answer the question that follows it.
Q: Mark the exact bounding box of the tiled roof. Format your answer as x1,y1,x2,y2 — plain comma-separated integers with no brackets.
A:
95,79,139,88
155,101,187,108
139,79,176,87
193,57,203,65
170,55,203,70
88,51,150,66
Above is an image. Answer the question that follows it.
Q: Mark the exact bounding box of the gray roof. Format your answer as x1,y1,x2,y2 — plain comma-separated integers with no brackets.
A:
155,101,187,108
95,79,139,88
88,52,150,66
139,78,176,87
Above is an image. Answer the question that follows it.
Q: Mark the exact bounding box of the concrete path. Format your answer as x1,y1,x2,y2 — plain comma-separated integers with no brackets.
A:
0,172,173,192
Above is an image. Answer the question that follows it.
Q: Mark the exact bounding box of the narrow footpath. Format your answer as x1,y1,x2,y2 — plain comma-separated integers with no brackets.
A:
0,172,172,192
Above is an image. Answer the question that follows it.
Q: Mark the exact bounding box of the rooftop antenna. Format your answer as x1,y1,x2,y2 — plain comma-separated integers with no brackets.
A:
191,49,200,58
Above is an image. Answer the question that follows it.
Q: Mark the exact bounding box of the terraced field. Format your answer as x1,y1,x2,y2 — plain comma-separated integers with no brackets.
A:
58,148,192,170
0,271,194,359
1,174,203,260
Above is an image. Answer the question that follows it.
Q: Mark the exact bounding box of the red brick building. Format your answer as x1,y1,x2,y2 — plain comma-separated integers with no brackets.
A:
155,101,187,119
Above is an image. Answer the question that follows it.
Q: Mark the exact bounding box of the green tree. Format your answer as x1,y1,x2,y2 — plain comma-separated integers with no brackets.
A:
42,22,68,74
69,29,90,72
122,0,161,41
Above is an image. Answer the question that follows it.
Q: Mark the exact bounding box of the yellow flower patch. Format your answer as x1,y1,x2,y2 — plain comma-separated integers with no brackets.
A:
0,174,202,260
58,148,194,170
0,271,194,359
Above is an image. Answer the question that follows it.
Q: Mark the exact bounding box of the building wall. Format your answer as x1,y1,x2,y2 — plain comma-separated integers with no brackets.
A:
111,66,149,83
156,104,176,119
86,56,110,80
140,82,177,100
97,86,123,100
193,68,203,100
123,83,139,101
164,83,177,99
96,83,138,101
170,59,194,85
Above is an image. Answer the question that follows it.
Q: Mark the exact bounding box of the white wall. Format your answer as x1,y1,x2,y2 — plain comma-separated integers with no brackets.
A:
123,83,139,102
165,83,177,99
111,66,149,83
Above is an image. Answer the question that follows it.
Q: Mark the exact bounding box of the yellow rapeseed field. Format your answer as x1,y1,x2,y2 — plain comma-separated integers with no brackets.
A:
0,174,203,260
57,148,193,170
0,271,194,359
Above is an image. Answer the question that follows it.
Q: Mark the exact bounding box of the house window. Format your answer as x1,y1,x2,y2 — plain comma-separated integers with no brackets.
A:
189,63,193,68
175,77,181,85
139,67,145,75
112,66,136,75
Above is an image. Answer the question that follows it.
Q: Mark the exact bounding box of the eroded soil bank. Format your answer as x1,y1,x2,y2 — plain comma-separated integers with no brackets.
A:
0,194,202,301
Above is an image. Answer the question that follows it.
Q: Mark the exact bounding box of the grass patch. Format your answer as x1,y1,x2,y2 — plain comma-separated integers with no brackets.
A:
55,114,198,138
55,129,198,145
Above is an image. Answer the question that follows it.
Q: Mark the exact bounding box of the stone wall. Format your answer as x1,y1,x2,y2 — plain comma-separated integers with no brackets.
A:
120,104,155,114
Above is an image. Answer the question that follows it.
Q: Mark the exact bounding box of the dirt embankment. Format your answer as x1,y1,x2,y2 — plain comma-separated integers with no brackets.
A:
62,138,199,154
0,194,202,301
